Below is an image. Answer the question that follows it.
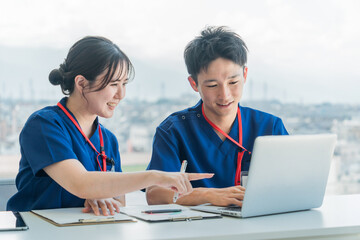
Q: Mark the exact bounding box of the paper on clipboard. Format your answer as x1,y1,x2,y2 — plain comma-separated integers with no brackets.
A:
31,207,136,227
120,204,221,222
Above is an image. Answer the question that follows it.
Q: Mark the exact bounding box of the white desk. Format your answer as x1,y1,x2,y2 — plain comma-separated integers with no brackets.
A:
1,193,360,240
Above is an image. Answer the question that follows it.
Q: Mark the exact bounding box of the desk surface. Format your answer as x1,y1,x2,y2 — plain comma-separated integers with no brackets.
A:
1,193,360,240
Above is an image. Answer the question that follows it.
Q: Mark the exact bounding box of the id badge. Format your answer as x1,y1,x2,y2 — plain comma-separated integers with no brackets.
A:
110,164,115,172
107,158,115,172
241,171,248,188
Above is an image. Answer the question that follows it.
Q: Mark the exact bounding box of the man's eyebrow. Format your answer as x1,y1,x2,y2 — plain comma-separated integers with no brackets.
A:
203,79,217,83
228,74,241,79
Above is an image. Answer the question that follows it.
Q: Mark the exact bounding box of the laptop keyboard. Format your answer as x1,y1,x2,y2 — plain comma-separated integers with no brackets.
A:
223,206,242,212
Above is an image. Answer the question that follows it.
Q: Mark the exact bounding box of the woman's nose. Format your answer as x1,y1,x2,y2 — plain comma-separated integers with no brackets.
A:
115,85,125,100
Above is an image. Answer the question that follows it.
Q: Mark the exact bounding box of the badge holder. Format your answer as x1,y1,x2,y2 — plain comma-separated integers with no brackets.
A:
240,171,248,188
106,157,115,172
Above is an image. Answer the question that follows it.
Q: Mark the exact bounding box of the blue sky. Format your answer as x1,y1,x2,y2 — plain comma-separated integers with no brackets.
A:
1,0,359,103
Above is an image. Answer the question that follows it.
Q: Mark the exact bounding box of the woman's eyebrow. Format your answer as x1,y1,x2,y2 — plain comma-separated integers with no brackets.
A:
111,78,128,82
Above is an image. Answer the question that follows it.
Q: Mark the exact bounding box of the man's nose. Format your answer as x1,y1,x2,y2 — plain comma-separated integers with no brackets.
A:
218,85,230,99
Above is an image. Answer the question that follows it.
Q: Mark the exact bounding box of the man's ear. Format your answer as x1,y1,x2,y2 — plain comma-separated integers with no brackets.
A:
74,75,87,92
243,67,248,84
188,76,199,92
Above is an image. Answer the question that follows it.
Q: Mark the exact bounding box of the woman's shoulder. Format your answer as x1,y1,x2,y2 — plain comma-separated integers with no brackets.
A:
28,105,61,121
23,105,64,131
99,122,118,143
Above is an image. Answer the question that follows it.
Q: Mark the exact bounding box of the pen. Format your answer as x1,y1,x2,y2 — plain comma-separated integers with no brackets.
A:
78,217,115,223
142,209,182,214
173,160,188,203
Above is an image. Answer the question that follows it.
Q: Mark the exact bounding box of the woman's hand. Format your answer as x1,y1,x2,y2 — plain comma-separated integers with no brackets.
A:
82,197,124,216
152,171,214,199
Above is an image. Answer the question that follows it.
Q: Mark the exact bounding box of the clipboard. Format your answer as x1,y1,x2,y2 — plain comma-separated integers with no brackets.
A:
31,207,136,227
120,204,222,222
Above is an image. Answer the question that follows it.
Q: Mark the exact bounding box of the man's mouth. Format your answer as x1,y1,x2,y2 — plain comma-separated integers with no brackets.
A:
217,101,233,107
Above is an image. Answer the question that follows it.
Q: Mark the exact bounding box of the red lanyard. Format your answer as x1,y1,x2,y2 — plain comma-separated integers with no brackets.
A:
202,104,251,186
57,102,108,172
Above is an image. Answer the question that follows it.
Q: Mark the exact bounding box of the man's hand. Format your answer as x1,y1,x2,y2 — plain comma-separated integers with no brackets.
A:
205,185,245,207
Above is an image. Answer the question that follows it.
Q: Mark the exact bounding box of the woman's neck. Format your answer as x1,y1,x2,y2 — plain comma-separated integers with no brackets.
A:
66,96,97,138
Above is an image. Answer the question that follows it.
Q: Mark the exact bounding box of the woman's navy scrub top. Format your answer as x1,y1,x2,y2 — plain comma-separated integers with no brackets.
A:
7,97,121,211
147,100,288,188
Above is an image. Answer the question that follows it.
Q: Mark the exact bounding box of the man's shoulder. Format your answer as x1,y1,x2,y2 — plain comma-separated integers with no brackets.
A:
241,105,282,120
158,101,202,131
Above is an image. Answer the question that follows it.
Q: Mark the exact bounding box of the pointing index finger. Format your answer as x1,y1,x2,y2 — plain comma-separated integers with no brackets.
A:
186,173,214,181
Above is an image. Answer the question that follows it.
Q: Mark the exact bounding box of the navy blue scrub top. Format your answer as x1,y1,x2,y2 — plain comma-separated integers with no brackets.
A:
7,97,121,211
147,100,288,188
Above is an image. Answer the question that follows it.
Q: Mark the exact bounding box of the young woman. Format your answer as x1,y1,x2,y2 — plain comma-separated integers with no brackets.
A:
7,36,212,215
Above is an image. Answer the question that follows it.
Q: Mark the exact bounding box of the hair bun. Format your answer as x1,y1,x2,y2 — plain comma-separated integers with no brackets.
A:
48,69,63,85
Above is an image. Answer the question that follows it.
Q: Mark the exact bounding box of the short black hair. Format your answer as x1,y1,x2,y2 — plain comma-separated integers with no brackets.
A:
49,36,134,95
184,26,248,83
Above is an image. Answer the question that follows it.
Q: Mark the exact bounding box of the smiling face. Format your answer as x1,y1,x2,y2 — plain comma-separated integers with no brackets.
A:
189,57,248,126
83,63,128,119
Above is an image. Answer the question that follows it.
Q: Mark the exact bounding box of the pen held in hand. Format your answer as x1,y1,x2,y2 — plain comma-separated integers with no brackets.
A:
173,160,188,203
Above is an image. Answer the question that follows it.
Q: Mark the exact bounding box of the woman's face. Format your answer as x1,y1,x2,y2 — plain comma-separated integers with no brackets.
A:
83,63,128,119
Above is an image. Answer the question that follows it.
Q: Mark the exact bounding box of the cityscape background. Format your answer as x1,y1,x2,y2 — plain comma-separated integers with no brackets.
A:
1,0,360,195
1,93,360,195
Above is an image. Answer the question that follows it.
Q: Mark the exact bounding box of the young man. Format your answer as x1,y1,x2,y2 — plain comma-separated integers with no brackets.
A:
146,26,288,207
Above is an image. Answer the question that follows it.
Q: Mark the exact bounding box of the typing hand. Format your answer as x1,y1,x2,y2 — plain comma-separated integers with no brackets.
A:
82,197,124,216
206,185,246,207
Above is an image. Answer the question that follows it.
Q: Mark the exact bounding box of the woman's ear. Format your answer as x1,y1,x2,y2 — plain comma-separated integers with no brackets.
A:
74,75,87,92
188,76,198,92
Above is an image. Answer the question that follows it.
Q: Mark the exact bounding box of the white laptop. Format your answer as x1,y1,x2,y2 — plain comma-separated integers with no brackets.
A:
191,134,337,218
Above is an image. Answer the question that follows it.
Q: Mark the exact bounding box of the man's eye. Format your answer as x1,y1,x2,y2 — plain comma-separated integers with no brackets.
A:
207,85,217,88
230,81,238,85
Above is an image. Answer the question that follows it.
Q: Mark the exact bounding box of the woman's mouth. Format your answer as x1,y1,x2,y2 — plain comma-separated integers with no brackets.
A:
107,102,117,108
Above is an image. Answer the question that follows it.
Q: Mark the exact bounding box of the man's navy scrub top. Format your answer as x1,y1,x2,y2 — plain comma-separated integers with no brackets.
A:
147,100,288,188
7,97,121,211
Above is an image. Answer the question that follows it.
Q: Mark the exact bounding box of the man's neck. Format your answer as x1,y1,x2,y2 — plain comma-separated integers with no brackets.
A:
203,106,238,140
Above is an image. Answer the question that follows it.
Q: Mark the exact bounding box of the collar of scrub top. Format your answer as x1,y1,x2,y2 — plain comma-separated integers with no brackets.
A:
201,103,251,186
57,102,109,172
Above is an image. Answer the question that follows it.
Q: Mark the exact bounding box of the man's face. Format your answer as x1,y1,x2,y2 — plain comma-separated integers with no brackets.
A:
189,58,247,123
